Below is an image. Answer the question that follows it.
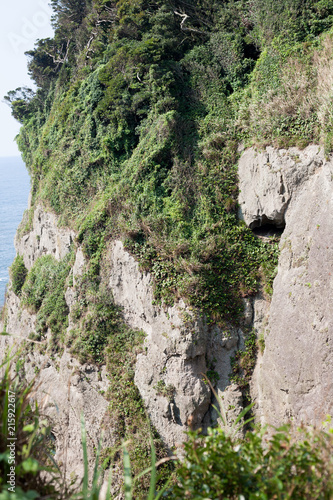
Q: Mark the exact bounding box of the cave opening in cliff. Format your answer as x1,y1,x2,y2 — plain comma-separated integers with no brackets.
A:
252,224,285,238
251,216,285,239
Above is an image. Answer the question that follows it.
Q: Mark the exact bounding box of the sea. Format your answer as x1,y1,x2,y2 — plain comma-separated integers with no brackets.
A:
0,157,30,307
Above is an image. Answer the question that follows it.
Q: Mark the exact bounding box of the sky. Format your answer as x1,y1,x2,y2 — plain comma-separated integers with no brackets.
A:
0,0,54,157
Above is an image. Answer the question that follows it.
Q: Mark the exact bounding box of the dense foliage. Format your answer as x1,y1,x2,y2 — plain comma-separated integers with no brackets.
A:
20,253,73,352
10,0,327,324
4,1,333,497
170,422,333,499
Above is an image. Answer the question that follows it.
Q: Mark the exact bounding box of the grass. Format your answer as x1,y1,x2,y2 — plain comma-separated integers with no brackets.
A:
0,352,62,497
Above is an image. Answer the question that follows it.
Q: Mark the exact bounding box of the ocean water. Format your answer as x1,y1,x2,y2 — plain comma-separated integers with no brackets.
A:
0,157,30,307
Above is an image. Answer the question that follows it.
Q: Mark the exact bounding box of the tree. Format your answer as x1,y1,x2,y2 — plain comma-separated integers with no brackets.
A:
3,87,36,123
50,0,89,29
25,38,62,88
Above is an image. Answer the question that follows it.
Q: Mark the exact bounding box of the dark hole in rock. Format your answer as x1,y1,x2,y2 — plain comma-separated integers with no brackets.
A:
252,223,285,238
250,214,285,231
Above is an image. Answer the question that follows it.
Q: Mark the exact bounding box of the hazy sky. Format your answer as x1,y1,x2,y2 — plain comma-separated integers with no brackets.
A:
0,0,54,157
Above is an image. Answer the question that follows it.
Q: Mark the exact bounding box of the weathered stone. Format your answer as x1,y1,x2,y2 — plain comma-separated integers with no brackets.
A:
1,204,241,482
16,205,75,269
239,145,333,428
108,241,238,446
0,206,111,487
238,145,323,228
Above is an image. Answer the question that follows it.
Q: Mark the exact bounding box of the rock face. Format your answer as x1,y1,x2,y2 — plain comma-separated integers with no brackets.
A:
16,205,75,269
238,145,333,427
4,142,331,484
0,209,112,486
0,202,243,481
238,145,324,228
108,240,242,445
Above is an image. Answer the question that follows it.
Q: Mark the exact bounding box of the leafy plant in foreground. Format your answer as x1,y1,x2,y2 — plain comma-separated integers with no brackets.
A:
169,422,333,499
0,354,61,498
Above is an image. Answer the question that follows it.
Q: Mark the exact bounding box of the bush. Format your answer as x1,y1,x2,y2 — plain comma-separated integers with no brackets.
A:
21,255,59,312
170,423,333,499
9,256,28,296
20,254,72,352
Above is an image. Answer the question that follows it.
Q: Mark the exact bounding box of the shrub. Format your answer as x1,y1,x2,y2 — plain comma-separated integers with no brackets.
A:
9,256,28,296
21,255,59,312
170,423,333,499
20,254,72,352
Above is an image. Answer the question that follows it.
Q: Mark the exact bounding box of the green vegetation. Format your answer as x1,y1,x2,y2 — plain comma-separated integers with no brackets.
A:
66,276,125,364
4,0,333,497
21,253,73,352
153,380,175,401
7,2,333,325
170,422,333,499
3,0,308,320
11,0,332,325
231,329,258,398
9,256,28,296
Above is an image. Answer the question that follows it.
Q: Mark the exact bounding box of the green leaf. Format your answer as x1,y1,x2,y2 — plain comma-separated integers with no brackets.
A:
123,444,132,500
22,457,39,473
23,424,35,433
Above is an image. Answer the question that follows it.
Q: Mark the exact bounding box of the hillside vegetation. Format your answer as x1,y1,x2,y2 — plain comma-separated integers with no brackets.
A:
9,0,333,326
3,0,333,497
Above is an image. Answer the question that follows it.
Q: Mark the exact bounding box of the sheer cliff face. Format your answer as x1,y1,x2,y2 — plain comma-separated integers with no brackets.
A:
238,145,333,426
1,144,332,484
0,202,244,481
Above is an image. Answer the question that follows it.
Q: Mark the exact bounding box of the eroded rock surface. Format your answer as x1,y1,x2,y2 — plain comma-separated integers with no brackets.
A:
108,240,242,446
1,204,243,478
16,205,75,270
239,145,333,427
0,207,112,485
238,145,324,228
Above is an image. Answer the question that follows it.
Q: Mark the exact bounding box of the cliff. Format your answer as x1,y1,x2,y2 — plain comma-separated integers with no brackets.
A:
2,0,333,495
2,142,333,488
238,145,333,425
0,202,250,487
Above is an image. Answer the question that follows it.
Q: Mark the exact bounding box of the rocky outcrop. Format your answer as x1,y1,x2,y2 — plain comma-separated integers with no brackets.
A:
238,145,333,427
6,142,331,483
238,145,324,229
16,205,75,270
0,209,112,486
25,351,113,485
1,201,244,481
108,240,243,445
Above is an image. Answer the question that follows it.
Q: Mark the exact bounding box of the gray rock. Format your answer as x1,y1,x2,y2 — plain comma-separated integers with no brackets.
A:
0,205,111,487
1,205,242,483
108,241,238,446
16,205,75,269
238,145,323,228
239,145,333,428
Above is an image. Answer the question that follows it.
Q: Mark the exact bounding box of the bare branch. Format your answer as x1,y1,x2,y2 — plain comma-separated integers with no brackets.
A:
44,38,71,69
174,10,207,35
